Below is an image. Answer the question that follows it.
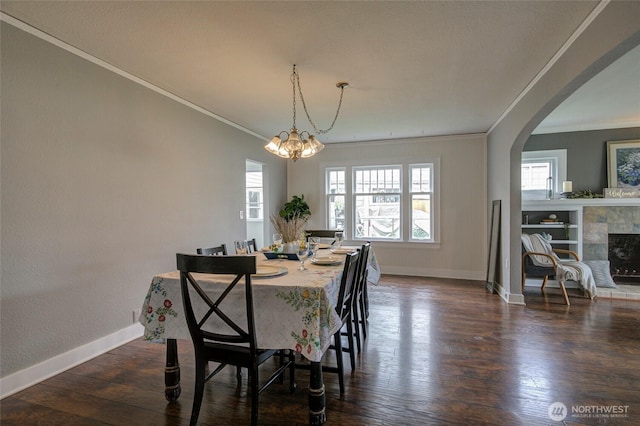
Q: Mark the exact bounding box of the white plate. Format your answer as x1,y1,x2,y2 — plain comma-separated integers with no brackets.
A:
253,265,288,278
311,256,342,266
330,247,356,254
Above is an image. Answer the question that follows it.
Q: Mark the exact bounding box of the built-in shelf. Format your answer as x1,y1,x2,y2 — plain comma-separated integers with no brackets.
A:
522,201,582,257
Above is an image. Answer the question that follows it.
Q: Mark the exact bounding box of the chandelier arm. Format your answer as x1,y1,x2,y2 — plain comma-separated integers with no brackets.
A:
295,72,346,135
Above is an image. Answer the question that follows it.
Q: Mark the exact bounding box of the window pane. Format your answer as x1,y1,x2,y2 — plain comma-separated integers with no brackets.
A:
355,194,400,239
328,195,345,230
411,166,431,192
327,169,345,194
355,166,401,193
521,162,550,190
411,194,431,240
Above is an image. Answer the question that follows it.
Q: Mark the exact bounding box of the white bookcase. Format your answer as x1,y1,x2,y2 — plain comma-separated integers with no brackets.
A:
521,201,583,259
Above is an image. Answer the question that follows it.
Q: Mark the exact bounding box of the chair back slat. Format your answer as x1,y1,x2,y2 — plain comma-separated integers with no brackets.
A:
335,251,360,319
354,242,370,291
306,229,341,238
197,244,228,256
177,254,257,348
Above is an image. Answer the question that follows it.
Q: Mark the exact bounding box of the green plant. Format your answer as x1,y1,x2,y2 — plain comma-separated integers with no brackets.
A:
279,194,311,221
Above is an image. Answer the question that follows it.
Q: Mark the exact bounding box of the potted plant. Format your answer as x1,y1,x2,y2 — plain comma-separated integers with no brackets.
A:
270,195,310,251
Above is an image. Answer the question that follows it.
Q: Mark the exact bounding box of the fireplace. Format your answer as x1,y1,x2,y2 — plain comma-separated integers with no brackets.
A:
609,234,640,282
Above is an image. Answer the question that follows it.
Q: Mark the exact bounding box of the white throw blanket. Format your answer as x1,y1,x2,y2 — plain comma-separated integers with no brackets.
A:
521,234,596,298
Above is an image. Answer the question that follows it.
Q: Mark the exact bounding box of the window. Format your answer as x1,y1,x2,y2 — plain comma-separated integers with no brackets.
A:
245,171,263,220
323,161,437,243
326,168,346,230
521,149,567,200
410,165,433,240
354,166,401,239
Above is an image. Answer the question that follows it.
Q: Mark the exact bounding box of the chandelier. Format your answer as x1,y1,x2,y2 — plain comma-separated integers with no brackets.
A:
265,65,348,161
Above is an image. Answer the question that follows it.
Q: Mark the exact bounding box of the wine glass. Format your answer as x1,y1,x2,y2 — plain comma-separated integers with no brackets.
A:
272,233,283,253
334,231,344,249
307,237,320,261
234,240,248,255
297,239,309,270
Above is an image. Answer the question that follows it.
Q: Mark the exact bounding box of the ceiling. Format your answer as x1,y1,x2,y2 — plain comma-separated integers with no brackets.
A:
1,1,638,143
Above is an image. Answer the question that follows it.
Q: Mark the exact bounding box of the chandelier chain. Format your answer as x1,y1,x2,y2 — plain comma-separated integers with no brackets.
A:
293,67,345,135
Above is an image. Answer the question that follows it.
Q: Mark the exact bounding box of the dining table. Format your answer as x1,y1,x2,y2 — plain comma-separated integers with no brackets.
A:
139,245,380,425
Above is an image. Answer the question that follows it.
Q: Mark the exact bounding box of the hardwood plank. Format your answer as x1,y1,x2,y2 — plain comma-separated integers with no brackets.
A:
2,274,639,425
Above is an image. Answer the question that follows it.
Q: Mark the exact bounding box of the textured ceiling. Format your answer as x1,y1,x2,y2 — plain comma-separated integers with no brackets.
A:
1,1,638,143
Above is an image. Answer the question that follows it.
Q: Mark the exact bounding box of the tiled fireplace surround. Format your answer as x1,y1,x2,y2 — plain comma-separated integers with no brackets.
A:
582,205,640,299
583,205,640,261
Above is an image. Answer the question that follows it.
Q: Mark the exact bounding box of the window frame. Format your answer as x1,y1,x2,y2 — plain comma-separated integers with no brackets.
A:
521,149,567,200
321,158,439,244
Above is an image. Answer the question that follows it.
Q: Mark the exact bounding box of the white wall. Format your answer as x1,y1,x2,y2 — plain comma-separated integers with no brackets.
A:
287,134,487,280
487,1,640,303
0,22,287,387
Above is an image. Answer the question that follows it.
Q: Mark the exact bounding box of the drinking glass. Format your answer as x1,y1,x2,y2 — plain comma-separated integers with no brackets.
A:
297,239,309,270
307,237,320,261
334,231,344,249
234,240,248,255
272,233,283,253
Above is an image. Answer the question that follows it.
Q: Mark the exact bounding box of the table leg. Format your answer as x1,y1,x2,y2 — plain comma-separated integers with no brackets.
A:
308,361,326,425
164,338,181,402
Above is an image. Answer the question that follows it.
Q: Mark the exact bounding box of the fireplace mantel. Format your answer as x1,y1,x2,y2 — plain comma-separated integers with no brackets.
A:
523,198,640,209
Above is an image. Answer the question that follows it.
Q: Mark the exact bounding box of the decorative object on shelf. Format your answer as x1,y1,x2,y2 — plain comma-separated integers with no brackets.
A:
264,64,348,161
546,176,554,200
604,187,640,198
270,195,311,243
540,213,563,225
565,190,604,199
607,139,640,188
561,181,573,198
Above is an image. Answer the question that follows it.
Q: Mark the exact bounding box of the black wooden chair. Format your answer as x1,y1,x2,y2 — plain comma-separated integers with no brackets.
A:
177,254,295,426
351,242,370,353
196,244,227,256
246,238,258,253
297,251,360,393
306,229,341,245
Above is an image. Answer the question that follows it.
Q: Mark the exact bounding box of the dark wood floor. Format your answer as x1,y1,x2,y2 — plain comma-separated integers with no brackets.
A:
2,275,639,425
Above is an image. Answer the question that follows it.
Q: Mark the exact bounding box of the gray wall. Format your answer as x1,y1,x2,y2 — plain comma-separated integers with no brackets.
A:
1,22,287,378
525,127,640,193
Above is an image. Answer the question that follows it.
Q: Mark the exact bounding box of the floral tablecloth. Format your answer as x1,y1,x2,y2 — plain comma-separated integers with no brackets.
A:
139,247,378,362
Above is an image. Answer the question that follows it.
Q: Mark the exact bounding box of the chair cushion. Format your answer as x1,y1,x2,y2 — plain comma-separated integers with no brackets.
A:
582,260,617,288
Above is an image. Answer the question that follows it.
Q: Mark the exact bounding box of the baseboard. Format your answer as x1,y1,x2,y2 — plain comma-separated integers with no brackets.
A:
0,323,144,400
381,266,484,281
493,282,526,305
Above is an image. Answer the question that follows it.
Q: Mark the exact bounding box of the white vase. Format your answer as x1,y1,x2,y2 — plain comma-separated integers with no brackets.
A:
283,242,298,254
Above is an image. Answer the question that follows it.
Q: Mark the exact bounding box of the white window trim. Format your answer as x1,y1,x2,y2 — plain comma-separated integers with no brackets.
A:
320,158,440,244
521,149,567,200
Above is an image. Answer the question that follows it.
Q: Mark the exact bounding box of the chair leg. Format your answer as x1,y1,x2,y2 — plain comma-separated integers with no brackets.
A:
559,280,571,306
236,366,242,380
522,271,526,292
288,350,296,394
334,331,345,394
250,362,260,426
353,301,362,353
345,315,356,371
359,293,368,340
190,359,206,426
540,275,548,291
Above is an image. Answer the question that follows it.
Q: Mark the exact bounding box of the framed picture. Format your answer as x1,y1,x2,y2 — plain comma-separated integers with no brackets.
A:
607,139,640,188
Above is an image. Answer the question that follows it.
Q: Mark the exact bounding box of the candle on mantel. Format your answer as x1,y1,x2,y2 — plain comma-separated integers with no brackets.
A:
563,181,573,193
